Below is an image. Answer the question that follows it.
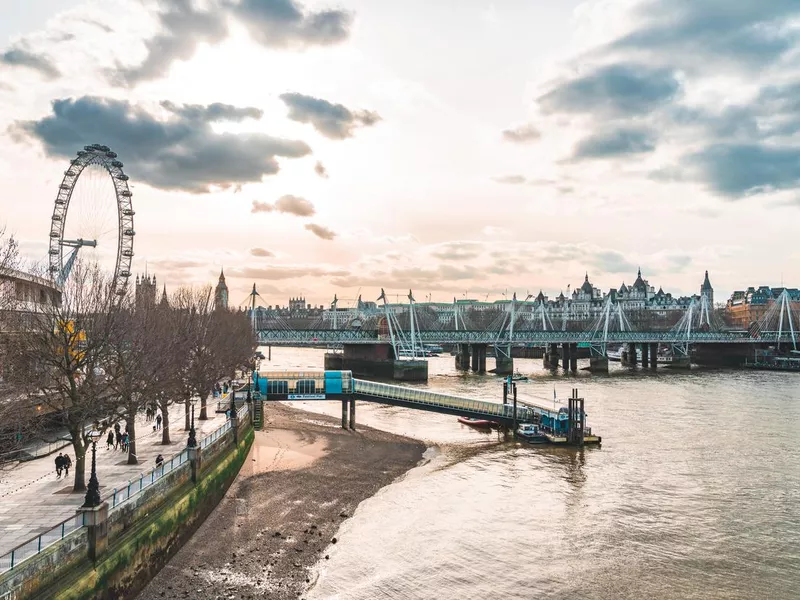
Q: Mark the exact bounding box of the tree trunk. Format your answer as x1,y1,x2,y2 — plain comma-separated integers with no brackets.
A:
127,414,138,465
160,397,171,444
199,393,208,420
69,429,87,492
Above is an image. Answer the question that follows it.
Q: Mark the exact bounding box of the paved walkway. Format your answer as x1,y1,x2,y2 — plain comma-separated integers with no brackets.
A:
0,401,228,556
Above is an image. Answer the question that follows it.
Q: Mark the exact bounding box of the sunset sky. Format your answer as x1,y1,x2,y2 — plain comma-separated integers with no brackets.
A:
1,0,799,307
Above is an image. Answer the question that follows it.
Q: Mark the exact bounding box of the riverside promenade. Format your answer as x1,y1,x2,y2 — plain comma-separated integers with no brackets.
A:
0,402,226,557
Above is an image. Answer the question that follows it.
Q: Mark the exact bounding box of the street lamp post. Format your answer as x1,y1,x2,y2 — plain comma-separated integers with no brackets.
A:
82,430,102,508
187,397,197,448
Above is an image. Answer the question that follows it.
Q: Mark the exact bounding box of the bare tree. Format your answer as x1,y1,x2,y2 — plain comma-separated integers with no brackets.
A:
6,261,121,491
106,293,172,464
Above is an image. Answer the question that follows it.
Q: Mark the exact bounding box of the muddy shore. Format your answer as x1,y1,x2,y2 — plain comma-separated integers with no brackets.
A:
136,402,426,600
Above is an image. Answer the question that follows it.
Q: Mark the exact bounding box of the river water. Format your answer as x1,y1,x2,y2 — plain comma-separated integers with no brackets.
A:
262,347,800,599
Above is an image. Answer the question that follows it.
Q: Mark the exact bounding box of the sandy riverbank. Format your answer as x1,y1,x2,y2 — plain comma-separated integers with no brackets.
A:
136,402,426,600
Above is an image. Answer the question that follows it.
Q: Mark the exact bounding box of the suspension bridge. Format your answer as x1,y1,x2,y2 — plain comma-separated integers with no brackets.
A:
247,286,799,378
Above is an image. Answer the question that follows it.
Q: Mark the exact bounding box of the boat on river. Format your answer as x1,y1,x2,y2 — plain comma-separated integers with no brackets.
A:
457,416,498,428
516,423,548,443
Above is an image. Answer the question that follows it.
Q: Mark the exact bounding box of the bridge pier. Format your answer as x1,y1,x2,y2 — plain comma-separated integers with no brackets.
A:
547,343,559,370
394,360,428,381
649,343,658,369
625,342,637,366
641,343,650,368
589,355,609,373
561,343,570,370
324,352,344,370
570,343,578,372
494,351,514,375
470,344,487,373
455,344,471,371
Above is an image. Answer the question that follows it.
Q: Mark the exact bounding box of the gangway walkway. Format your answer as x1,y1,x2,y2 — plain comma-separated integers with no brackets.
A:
351,379,534,425
252,370,539,427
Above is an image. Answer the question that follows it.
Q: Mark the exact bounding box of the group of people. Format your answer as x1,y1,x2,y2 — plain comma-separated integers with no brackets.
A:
106,423,130,452
145,405,163,430
54,452,71,478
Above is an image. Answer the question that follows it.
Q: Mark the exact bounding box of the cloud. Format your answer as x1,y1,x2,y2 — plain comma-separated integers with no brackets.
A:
607,1,800,73
229,0,353,49
684,143,800,199
502,123,540,143
250,247,275,257
571,126,656,160
538,63,680,117
251,200,275,213
160,101,263,122
305,223,336,240
251,194,315,216
75,18,114,33
275,194,315,216
110,0,228,87
0,47,60,80
591,250,637,274
110,0,352,87
279,92,381,139
430,242,482,261
228,264,347,280
314,161,328,178
492,175,527,185
14,96,311,193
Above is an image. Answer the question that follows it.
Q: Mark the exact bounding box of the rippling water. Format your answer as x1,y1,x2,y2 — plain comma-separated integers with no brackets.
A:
262,348,800,599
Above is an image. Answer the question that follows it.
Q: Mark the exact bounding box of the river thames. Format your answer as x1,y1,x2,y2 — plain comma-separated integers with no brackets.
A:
263,347,800,600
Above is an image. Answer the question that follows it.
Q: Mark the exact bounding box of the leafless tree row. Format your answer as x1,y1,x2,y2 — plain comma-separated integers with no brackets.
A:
0,255,255,492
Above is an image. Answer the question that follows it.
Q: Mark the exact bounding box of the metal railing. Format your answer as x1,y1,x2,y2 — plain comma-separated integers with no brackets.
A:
0,512,85,575
107,449,190,510
200,419,231,450
352,379,533,422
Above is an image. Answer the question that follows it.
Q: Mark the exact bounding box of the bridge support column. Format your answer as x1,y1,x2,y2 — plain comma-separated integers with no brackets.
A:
543,347,551,369
626,343,637,366
570,343,578,372
561,343,570,370
641,343,650,368
341,399,348,429
470,344,486,373
494,349,514,375
349,399,356,430
548,343,559,370
455,344,471,371
324,352,344,370
393,360,428,381
589,356,609,373
650,343,658,369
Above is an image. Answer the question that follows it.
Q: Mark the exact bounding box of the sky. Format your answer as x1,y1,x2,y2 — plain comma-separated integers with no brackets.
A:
1,0,799,308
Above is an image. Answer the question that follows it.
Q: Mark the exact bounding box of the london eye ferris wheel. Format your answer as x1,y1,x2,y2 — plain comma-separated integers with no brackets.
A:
48,144,135,294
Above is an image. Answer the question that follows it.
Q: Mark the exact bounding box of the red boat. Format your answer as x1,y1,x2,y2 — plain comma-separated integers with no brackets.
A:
457,416,498,428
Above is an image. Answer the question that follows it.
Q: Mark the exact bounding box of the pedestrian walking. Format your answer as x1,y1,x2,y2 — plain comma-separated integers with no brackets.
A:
55,453,64,478
63,454,71,477
115,430,122,450
155,454,164,468
122,431,129,451
106,430,114,450
156,413,162,430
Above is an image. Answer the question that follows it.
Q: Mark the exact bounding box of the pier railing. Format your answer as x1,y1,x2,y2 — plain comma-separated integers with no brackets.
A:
352,379,534,422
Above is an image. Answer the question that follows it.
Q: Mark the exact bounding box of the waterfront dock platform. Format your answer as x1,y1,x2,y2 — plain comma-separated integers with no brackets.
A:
0,402,226,558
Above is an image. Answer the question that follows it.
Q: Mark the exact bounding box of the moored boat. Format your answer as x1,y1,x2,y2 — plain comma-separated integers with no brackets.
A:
457,416,498,428
516,423,548,443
